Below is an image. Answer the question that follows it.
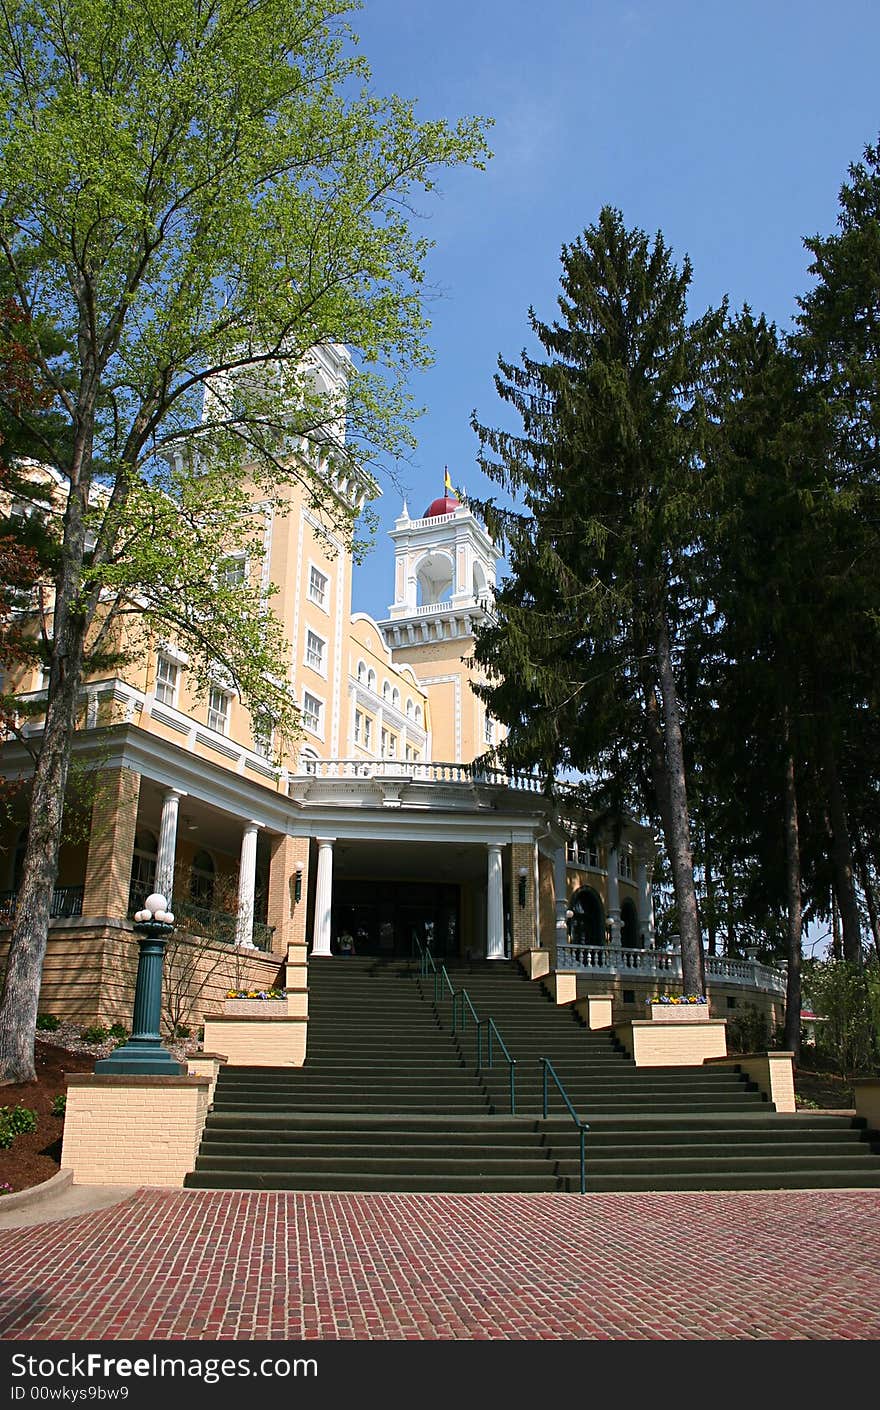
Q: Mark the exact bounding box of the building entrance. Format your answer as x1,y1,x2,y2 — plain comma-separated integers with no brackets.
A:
332,879,460,959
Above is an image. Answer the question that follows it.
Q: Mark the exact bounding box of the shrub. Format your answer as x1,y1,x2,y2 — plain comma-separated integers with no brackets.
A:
51,1094,66,1118
36,1014,61,1031
0,1105,37,1149
80,1025,109,1044
726,1005,771,1054
175,1024,191,1039
803,959,880,1075
108,1023,128,1040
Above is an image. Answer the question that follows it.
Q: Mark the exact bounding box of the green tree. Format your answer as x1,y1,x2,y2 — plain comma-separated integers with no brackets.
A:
793,137,880,966
0,0,489,1082
470,208,724,995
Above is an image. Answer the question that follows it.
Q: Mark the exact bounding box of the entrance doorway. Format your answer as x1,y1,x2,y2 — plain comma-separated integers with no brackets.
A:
332,879,460,959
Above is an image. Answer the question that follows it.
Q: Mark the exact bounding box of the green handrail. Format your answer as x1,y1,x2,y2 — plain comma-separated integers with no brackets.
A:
411,951,516,1116
453,988,482,1071
485,1017,516,1116
541,1057,589,1195
416,943,455,1008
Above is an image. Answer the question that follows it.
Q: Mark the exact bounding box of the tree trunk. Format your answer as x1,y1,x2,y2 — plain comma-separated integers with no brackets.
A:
0,655,84,1082
653,611,704,995
0,445,91,1083
822,735,863,965
854,834,880,966
704,829,717,957
782,728,803,1060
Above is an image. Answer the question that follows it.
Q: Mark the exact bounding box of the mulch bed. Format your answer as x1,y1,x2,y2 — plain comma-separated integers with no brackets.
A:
0,1043,97,1194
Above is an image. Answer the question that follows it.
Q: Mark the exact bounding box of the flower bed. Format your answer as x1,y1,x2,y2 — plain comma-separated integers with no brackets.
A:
646,996,711,1022
222,988,290,1018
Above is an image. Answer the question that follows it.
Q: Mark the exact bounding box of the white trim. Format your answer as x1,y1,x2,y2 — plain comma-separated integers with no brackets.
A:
307,560,330,614
156,640,190,667
304,627,328,678
301,686,325,740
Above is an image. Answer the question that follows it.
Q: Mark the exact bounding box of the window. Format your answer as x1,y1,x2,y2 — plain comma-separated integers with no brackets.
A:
391,687,399,708
367,667,376,691
155,655,178,707
383,681,391,701
306,630,325,673
302,691,322,733
414,705,422,725
354,709,363,745
129,830,158,915
406,698,413,719
189,849,215,908
619,850,633,881
363,714,372,749
309,565,328,607
252,710,274,759
357,660,367,683
484,711,493,744
219,555,246,589
207,686,230,734
302,750,319,776
381,728,397,758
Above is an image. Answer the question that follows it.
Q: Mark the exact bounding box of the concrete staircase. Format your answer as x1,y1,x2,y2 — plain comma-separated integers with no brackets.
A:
184,956,880,1192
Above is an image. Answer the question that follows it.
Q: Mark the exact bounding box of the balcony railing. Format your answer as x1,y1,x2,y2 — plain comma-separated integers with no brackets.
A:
290,758,547,793
555,943,787,997
127,884,274,953
0,885,85,924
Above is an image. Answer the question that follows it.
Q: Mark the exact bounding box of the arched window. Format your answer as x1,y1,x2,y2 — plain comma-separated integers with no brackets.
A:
392,687,400,708
357,660,366,683
129,830,158,915
414,705,423,726
406,698,413,719
189,849,216,909
383,681,391,701
569,887,605,948
367,667,376,690
621,899,639,948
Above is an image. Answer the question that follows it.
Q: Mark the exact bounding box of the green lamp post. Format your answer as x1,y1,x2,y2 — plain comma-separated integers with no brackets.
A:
95,892,186,1076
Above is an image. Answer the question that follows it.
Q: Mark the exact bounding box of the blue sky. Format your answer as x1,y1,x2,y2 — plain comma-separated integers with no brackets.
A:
348,0,880,621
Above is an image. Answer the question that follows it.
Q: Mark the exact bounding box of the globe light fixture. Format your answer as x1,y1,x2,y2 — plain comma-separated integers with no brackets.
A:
94,892,186,1076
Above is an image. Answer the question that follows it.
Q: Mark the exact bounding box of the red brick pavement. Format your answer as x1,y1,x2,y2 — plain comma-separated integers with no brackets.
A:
0,1188,878,1340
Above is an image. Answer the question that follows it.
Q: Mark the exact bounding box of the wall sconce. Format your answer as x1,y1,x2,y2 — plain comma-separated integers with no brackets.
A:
294,860,303,904
518,866,528,909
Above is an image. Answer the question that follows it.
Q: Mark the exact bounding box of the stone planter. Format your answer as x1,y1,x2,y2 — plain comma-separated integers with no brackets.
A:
222,998,290,1018
647,1002,711,1022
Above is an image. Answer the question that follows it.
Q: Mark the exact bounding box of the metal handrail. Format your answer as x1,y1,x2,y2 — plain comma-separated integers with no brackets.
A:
414,942,455,1007
453,988,483,1071
411,954,517,1116
486,1017,517,1116
541,1057,589,1195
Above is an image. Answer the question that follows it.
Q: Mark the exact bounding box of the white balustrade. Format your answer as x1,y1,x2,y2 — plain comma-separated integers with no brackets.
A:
555,944,786,995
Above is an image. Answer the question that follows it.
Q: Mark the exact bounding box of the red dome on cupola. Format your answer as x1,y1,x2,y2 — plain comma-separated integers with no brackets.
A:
424,494,459,517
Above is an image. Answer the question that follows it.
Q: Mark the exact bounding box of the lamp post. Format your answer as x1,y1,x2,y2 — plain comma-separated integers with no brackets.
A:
95,892,186,1076
517,866,528,909
294,860,303,904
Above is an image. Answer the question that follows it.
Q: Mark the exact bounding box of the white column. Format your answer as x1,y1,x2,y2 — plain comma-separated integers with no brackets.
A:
235,821,260,949
554,845,569,956
486,843,505,959
607,846,621,945
155,789,184,903
637,855,656,947
311,837,335,956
